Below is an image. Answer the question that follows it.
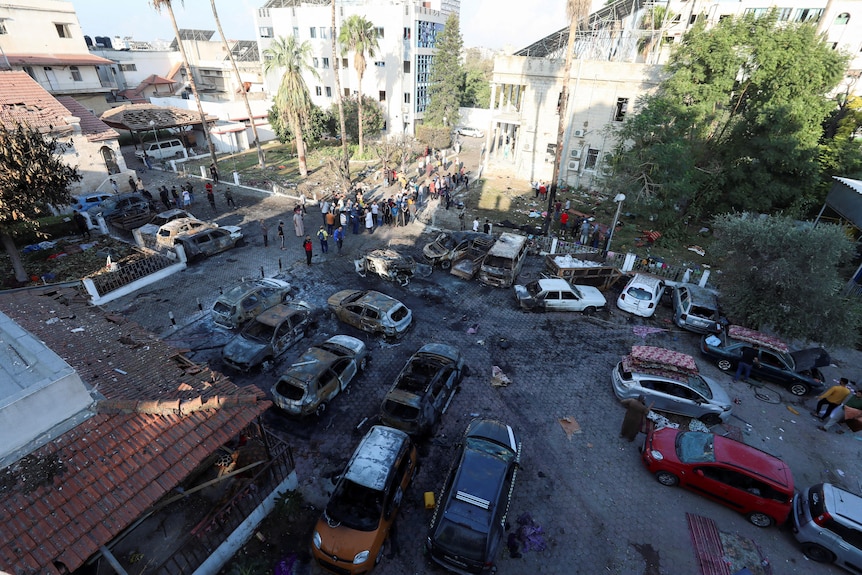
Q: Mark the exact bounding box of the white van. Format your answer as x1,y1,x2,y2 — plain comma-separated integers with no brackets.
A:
479,232,528,288
135,139,188,160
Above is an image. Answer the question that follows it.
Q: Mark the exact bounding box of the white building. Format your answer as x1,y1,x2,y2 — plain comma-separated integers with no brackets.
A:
489,0,862,189
254,0,458,136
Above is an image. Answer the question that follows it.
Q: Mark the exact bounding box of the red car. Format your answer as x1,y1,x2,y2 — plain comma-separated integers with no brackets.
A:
642,426,794,527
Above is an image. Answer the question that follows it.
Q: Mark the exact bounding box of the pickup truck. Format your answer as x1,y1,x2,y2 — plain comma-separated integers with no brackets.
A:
450,236,495,280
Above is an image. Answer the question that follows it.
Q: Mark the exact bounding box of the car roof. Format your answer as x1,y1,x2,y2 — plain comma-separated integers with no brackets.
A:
623,346,699,381
713,434,793,489
356,290,402,311
416,343,460,361
343,426,409,491
253,302,306,327
220,278,289,301
487,233,527,257
536,278,573,291
445,448,511,533
823,483,862,523
627,273,664,289
675,283,717,302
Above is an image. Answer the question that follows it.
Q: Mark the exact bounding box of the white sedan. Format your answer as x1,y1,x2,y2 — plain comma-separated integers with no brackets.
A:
457,127,484,138
514,278,607,313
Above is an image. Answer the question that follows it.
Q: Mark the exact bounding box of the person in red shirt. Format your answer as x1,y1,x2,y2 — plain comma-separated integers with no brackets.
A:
560,211,569,238
303,236,313,265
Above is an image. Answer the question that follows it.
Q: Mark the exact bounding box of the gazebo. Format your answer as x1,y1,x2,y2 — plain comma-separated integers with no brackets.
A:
100,103,218,152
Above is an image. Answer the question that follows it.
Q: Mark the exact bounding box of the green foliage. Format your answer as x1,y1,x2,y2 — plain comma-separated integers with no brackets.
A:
711,213,862,347
339,15,379,156
341,95,385,143
269,104,332,144
416,125,452,150
609,11,848,229
273,489,305,521
461,48,492,108
817,95,862,196
425,13,464,127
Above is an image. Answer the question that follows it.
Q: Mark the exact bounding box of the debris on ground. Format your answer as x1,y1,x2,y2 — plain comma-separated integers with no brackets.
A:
558,416,582,439
514,512,547,552
491,365,511,387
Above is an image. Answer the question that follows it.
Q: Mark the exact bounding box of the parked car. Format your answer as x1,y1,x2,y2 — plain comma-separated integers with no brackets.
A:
135,138,187,160
380,343,465,437
514,277,607,313
616,273,666,318
71,192,113,213
90,193,154,221
221,302,315,372
327,289,413,338
423,232,494,270
211,278,292,329
174,227,242,262
642,427,794,527
671,283,722,334
312,425,417,574
792,482,862,570
156,218,218,248
150,209,197,228
427,419,521,574
612,346,732,425
271,335,368,417
700,325,829,396
457,127,484,138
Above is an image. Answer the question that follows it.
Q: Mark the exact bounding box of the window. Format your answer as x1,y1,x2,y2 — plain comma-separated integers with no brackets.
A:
379,90,386,102
23,66,35,79
375,61,385,67
342,58,348,68
309,27,316,38
293,26,299,38
70,66,82,81
794,8,823,23
119,63,137,71
55,23,71,38
322,57,330,69
259,26,273,38
0,20,6,34
614,97,629,122
315,86,322,96
689,14,698,24
374,26,384,39
325,86,332,97
319,26,328,39
313,57,319,68
831,42,839,50
403,61,411,73
776,8,792,20
404,92,411,104
672,14,681,23
835,12,850,25
403,27,411,39
585,148,600,170
344,88,350,97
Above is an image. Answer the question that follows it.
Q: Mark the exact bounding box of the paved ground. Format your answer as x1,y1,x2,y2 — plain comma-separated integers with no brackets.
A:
100,142,862,575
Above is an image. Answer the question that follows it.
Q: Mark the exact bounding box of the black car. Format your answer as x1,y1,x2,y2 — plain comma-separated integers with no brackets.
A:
700,326,829,396
427,419,521,574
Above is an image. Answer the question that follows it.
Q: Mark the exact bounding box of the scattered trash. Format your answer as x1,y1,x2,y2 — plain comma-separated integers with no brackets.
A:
558,416,582,439
838,469,846,477
467,323,480,334
70,327,84,333
647,412,678,430
476,339,485,345
689,419,710,432
470,412,480,417
786,405,800,415
45,317,59,325
515,513,547,552
113,368,127,375
632,325,666,339
490,366,512,387
687,245,706,256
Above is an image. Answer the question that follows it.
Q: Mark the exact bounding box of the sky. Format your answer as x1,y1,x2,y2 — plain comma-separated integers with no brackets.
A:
71,0,568,51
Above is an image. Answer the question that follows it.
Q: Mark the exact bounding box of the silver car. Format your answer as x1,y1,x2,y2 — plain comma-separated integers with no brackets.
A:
611,346,732,425
793,483,862,571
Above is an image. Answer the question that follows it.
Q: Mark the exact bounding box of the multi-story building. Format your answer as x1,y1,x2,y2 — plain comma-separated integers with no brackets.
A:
254,0,458,136
488,0,862,189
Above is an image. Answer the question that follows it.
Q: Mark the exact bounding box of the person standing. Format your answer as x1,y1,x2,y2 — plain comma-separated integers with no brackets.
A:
733,345,760,382
206,183,216,211
171,186,180,207
293,208,305,237
620,395,651,442
303,235,313,265
579,219,591,245
182,188,191,207
128,176,137,193
260,219,269,247
278,220,285,250
371,201,380,227
110,179,119,194
473,217,480,232
325,209,336,235
299,192,307,214
209,162,219,182
560,211,569,238
483,219,491,234
334,225,344,254
224,187,236,208
391,201,400,227
815,379,853,421
73,211,91,240
317,226,329,253
136,177,145,192
160,187,171,209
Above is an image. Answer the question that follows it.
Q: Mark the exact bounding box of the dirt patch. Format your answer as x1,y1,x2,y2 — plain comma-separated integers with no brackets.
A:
1,237,135,288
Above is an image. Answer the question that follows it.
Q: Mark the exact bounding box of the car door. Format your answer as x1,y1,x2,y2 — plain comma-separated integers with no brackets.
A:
272,320,295,357
754,349,792,384
687,465,745,511
360,306,381,332
331,357,357,391
240,292,263,321
318,366,342,402
342,303,364,327
650,380,702,418
559,288,581,311
543,290,562,311
637,378,673,413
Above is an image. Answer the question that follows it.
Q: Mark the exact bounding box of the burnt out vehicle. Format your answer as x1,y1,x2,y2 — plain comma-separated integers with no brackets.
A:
221,301,315,372
355,248,422,286
327,289,413,338
380,344,466,437
423,232,494,270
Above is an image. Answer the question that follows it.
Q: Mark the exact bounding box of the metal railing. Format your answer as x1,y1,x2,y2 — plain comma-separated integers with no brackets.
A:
87,251,176,296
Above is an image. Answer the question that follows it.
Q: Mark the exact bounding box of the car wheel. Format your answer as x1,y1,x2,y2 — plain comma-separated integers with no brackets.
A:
397,273,410,287
802,543,836,563
747,512,773,528
375,547,384,565
235,238,246,247
358,356,368,372
717,359,733,371
700,413,722,426
315,402,327,417
655,471,679,487
440,259,452,270
789,382,810,396
583,306,597,315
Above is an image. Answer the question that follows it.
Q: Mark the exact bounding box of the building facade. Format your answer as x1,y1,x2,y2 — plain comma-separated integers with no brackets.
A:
254,0,457,136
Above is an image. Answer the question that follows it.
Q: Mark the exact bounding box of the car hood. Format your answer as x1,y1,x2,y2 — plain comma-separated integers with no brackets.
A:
790,347,830,371
704,376,732,408
223,336,268,364
423,241,450,259
576,285,608,306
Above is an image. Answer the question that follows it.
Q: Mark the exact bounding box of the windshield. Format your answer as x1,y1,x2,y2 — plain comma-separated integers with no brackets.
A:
434,518,486,562
325,479,382,531
465,437,515,462
675,432,715,464
685,375,712,399
240,321,274,342
484,255,513,269
626,287,653,300
525,282,541,297
212,301,233,315
382,400,419,421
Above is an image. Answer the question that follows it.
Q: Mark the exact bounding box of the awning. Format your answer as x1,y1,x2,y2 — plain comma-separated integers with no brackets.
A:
3,53,114,66
100,103,218,132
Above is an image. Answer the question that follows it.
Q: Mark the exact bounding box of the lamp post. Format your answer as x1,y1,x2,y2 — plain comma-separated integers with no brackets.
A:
605,193,626,253
149,119,161,152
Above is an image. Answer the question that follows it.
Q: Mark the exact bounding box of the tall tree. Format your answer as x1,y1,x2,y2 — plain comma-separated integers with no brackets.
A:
608,11,847,230
263,35,319,177
0,126,81,283
150,0,218,169
712,213,862,347
209,0,265,168
461,48,492,108
338,15,379,157
331,0,350,189
424,13,464,128
545,0,591,235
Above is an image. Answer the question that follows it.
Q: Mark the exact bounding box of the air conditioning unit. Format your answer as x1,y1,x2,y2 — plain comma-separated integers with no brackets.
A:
573,129,585,138
570,149,582,159
568,160,580,171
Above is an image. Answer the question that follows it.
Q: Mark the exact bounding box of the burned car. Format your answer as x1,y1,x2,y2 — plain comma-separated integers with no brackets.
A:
221,301,315,372
211,278,292,329
271,335,369,417
356,248,421,286
175,227,243,262
156,217,218,248
327,289,413,338
380,344,465,437
514,277,607,313
423,232,494,270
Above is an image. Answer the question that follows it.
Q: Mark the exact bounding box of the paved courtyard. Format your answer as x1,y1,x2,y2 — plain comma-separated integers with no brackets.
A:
98,150,862,575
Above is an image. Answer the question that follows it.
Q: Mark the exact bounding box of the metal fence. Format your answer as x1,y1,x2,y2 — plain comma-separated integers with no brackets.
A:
87,250,177,297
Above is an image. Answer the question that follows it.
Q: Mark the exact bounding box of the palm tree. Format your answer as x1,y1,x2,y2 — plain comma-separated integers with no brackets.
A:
331,0,350,188
210,0,265,168
546,0,591,235
149,0,218,169
263,35,319,177
338,15,379,157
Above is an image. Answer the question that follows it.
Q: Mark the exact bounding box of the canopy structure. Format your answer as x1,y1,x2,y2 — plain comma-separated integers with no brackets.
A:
819,177,862,230
100,103,217,132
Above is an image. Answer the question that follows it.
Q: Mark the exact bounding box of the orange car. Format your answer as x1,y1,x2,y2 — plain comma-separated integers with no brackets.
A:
311,426,418,574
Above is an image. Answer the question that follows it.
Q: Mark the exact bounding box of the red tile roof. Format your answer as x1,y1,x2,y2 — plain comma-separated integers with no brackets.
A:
56,96,120,143
0,290,270,575
0,71,76,134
